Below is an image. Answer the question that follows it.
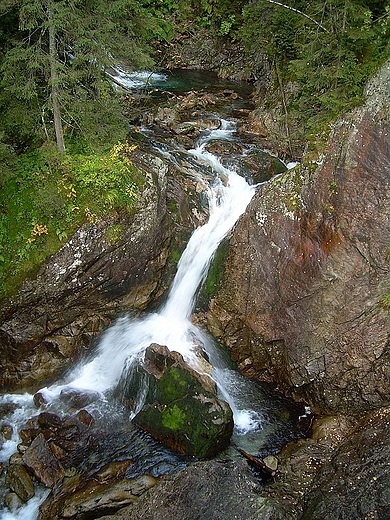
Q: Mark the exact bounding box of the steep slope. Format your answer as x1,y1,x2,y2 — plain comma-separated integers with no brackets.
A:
206,62,390,415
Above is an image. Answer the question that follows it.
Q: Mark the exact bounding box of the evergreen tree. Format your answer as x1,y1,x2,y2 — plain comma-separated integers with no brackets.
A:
0,0,164,154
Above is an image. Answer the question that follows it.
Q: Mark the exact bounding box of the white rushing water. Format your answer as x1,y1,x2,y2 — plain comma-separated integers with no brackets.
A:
0,120,264,519
39,122,257,424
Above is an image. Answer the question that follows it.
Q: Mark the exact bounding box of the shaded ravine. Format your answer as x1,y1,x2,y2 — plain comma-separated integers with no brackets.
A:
0,73,308,519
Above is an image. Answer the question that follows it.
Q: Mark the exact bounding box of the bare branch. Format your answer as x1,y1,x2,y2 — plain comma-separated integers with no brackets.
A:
265,0,329,32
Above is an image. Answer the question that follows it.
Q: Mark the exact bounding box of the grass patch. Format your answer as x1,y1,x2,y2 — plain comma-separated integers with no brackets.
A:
0,141,144,301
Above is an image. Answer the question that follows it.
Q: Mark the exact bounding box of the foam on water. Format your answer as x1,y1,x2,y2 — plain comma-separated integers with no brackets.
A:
0,118,265,518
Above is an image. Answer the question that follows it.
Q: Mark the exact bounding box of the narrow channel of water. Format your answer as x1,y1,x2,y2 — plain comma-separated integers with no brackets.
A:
0,71,306,519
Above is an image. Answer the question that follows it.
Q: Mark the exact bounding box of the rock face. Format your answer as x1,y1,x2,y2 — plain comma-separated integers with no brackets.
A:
300,407,390,519
0,152,170,392
205,62,390,415
97,459,293,520
119,344,234,458
163,28,269,82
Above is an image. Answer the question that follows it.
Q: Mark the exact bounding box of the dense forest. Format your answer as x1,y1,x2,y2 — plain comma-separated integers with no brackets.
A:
1,0,390,300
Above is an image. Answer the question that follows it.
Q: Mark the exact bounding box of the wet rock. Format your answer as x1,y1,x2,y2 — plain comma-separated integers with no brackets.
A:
98,459,293,520
22,433,65,488
40,473,157,520
119,344,233,458
310,415,354,447
262,438,332,517
33,391,48,408
5,492,23,511
0,402,18,418
94,460,133,483
75,409,95,427
206,61,390,416
59,387,101,409
163,28,264,81
5,463,35,502
37,411,63,429
1,423,13,440
300,407,390,519
172,121,199,135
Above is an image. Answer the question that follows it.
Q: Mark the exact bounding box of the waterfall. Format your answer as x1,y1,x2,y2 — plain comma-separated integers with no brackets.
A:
35,121,258,431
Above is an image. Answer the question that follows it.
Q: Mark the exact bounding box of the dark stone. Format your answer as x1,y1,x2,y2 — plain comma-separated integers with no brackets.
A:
33,391,48,408
5,492,23,512
93,460,133,483
300,408,390,519
22,433,65,488
59,387,101,409
37,411,63,429
124,344,233,458
1,423,13,440
75,409,95,427
39,473,157,520
5,463,35,502
97,460,293,520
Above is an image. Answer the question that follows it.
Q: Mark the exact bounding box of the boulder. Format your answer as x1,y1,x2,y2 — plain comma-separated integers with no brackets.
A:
300,407,390,519
5,463,35,503
22,433,65,488
97,459,294,520
58,387,101,409
206,61,390,416
39,472,157,520
118,344,234,458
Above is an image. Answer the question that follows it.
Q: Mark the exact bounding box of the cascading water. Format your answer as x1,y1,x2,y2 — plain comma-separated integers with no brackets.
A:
0,97,307,519
36,121,259,429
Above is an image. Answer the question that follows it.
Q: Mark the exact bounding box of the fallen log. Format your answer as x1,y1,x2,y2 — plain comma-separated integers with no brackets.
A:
232,443,277,479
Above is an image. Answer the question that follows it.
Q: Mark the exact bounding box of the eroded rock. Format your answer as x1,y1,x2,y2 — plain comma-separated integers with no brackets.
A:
40,473,157,520
22,433,65,488
5,463,35,503
205,61,390,416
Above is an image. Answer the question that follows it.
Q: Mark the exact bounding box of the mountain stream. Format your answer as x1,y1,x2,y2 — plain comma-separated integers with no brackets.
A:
0,70,308,519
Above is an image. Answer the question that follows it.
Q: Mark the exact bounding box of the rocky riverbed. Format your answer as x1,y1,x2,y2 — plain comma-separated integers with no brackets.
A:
1,54,389,518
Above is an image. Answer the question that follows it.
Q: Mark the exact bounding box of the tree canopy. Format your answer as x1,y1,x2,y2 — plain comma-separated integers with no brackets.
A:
0,0,168,154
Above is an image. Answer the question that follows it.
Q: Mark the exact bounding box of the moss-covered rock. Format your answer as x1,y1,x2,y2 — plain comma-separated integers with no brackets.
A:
122,344,233,459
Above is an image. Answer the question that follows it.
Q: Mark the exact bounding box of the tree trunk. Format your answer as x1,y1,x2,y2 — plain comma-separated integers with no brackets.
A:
48,2,65,155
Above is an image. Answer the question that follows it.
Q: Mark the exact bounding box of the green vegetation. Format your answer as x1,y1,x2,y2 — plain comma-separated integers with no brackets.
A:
0,142,143,299
240,0,390,135
379,293,390,310
0,0,166,299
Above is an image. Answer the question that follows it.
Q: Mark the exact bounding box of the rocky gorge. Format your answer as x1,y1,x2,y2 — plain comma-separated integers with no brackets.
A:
0,42,389,520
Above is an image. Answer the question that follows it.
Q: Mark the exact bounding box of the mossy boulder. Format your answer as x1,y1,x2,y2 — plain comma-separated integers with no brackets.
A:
120,344,234,459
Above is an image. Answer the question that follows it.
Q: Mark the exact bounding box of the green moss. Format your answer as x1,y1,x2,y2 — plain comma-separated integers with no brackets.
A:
161,404,186,430
156,366,188,403
104,224,124,245
272,165,304,213
379,294,390,311
329,180,338,194
195,240,230,313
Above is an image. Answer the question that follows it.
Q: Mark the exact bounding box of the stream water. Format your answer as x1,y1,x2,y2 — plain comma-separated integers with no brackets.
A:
0,70,308,519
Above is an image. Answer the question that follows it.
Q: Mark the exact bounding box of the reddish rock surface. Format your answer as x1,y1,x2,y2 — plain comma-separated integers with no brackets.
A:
206,63,390,416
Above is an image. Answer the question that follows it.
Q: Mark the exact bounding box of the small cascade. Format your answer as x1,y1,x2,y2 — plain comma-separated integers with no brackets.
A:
0,108,306,519
38,120,257,425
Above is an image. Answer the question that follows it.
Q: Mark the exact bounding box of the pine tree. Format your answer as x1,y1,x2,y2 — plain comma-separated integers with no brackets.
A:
0,0,162,154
